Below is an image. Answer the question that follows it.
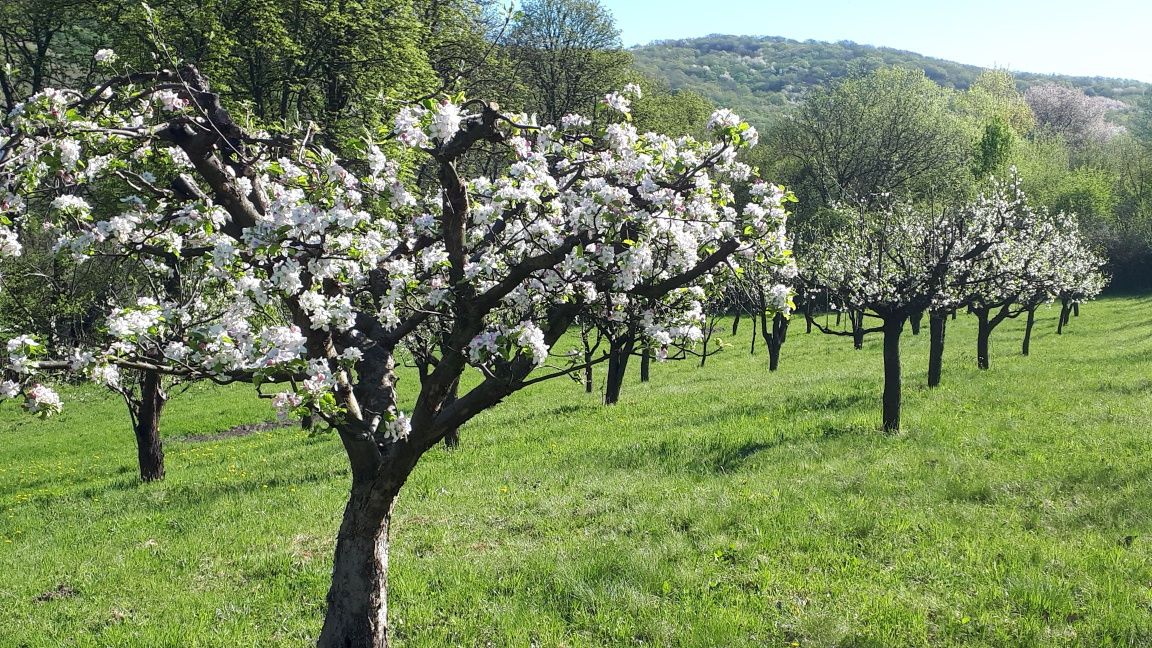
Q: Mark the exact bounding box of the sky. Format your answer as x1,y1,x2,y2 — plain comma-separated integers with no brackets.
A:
595,0,1152,82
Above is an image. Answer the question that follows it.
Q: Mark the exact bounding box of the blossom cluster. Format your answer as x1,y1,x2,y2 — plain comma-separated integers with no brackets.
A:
0,72,790,435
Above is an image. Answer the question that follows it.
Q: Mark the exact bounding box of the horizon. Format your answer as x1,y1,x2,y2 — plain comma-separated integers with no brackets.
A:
595,0,1152,84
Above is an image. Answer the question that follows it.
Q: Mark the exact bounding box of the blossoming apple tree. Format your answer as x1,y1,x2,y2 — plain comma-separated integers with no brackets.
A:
0,64,789,647
959,177,1107,369
802,198,1007,431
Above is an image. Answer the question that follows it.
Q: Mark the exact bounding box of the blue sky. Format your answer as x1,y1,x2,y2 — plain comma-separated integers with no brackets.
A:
594,0,1152,82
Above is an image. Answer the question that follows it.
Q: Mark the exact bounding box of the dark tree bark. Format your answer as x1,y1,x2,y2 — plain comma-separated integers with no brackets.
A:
317,478,403,648
132,369,167,482
766,312,788,372
441,378,461,449
639,349,651,383
910,310,924,336
1073,302,1080,317
1057,298,1071,334
974,303,1015,370
604,333,635,405
851,310,865,350
975,308,991,370
882,316,906,432
927,310,946,388
1022,306,1036,356
730,309,741,336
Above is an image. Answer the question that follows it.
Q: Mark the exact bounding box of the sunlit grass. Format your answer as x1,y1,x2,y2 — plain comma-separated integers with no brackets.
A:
2,297,1151,646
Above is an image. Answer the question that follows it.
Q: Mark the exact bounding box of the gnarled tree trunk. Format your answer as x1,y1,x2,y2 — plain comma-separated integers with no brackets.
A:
133,369,167,482
604,333,635,405
317,478,402,648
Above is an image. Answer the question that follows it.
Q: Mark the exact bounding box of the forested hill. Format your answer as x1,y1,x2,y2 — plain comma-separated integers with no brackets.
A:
631,34,1152,127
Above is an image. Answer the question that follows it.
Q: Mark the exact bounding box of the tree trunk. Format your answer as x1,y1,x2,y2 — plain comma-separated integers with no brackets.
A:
804,298,814,334
731,310,741,336
317,481,399,648
976,309,991,370
441,378,461,449
1073,302,1080,317
134,369,167,482
910,310,923,336
749,311,758,355
640,349,651,383
851,310,865,350
1022,307,1036,356
580,322,595,393
768,313,788,372
882,316,905,432
1057,299,1070,335
951,309,957,320
604,334,634,405
927,311,946,388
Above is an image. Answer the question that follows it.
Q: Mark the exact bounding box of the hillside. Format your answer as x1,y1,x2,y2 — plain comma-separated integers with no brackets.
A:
631,35,1151,128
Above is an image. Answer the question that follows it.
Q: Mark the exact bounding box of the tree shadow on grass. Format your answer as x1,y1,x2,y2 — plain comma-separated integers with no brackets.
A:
1097,379,1152,396
601,421,872,476
787,390,873,413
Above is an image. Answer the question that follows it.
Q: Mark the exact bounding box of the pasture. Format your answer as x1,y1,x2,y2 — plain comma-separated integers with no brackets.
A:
2,297,1151,647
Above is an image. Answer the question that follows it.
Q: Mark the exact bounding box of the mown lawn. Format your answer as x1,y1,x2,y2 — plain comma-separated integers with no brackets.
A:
2,297,1151,647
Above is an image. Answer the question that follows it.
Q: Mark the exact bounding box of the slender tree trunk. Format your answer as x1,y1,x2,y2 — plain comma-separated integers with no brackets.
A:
927,311,946,388
134,369,167,482
976,309,991,370
731,310,741,336
882,316,905,432
836,310,842,327
580,322,594,393
1022,306,1036,356
604,334,634,405
852,310,865,350
317,480,400,648
640,349,651,383
749,311,758,355
1057,299,1070,335
951,309,957,321
1073,302,1080,317
910,310,923,336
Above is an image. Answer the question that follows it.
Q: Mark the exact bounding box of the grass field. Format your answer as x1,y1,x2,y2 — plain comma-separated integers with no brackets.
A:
2,297,1151,647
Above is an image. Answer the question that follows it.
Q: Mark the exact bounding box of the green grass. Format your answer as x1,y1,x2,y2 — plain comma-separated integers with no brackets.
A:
3,297,1152,647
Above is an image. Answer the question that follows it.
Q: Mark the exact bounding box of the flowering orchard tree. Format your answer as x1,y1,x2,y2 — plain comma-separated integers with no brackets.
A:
727,255,796,370
802,199,1009,431
0,64,789,646
960,176,1107,369
1053,249,1108,337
